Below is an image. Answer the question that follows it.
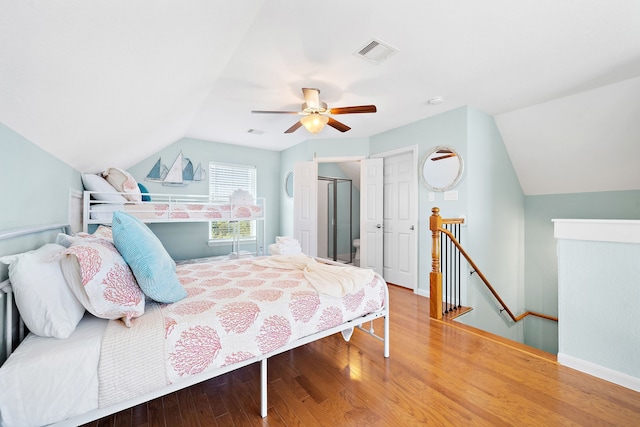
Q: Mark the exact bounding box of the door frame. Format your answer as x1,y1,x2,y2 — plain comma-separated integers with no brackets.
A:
371,145,418,292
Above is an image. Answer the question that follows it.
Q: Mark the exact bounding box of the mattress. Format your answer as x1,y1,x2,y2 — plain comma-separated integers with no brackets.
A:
89,202,264,221
0,314,108,427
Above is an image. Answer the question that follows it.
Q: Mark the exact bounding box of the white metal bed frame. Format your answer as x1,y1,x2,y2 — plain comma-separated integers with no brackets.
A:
0,223,389,426
83,191,267,256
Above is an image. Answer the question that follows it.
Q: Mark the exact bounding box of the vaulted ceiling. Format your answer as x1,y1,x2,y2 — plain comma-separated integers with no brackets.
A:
1,1,639,195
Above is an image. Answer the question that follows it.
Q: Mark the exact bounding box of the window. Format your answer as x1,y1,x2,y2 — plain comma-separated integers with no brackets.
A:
209,162,257,242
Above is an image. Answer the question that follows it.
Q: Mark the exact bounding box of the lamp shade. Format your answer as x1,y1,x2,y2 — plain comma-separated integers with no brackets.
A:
300,114,329,134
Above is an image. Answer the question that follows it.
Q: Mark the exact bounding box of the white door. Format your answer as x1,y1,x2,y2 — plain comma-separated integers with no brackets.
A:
293,161,318,257
379,149,417,289
360,158,384,276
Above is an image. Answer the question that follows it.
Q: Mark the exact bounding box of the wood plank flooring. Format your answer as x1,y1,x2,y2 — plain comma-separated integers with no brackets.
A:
82,285,640,426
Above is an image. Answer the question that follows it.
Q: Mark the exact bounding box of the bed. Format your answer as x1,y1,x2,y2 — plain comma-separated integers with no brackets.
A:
0,221,389,427
83,191,265,228
81,169,267,256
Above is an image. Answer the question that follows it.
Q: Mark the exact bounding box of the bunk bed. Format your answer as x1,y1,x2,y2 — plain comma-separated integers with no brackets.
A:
0,221,390,427
80,166,265,256
83,190,267,256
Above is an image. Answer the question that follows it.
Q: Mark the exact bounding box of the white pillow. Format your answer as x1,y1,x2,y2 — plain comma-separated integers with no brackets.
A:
81,174,127,202
102,167,142,202
0,244,85,338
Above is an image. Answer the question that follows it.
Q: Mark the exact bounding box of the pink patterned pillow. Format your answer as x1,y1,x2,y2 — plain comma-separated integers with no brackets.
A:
60,237,145,326
93,225,113,241
102,167,142,202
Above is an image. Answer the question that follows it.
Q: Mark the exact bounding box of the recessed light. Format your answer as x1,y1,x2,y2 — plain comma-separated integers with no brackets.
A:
427,97,444,105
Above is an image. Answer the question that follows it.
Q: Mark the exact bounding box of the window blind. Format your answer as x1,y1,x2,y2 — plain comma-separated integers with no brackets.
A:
209,162,256,201
208,162,257,241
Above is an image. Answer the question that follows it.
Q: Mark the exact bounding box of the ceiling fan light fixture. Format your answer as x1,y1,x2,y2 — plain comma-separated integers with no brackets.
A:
300,114,329,134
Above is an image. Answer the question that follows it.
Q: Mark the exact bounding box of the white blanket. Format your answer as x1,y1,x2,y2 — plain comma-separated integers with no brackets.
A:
98,302,167,407
253,254,374,298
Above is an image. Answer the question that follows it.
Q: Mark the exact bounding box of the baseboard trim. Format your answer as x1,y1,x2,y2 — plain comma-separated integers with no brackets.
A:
416,288,429,298
558,352,640,392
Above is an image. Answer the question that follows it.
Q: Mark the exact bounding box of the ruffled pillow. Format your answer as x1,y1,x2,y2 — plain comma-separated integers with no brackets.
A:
102,167,142,202
60,237,145,326
0,244,85,338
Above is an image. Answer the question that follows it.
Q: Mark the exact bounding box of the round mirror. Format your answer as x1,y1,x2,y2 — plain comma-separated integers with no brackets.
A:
420,146,464,191
285,171,294,198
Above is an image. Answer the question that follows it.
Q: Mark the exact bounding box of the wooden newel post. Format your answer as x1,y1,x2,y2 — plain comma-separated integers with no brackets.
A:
430,207,443,319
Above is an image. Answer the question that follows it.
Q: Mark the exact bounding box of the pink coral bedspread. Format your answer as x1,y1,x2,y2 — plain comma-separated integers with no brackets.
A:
98,256,386,407
121,202,263,220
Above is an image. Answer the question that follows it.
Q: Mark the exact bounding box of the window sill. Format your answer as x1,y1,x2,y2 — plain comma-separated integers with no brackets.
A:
207,238,257,247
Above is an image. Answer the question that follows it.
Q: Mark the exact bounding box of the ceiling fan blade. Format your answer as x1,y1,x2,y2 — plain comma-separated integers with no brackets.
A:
284,120,303,133
302,88,321,109
329,105,377,115
251,110,299,114
327,117,351,133
431,153,457,161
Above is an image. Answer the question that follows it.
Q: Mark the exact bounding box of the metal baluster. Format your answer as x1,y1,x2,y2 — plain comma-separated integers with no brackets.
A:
457,223,461,308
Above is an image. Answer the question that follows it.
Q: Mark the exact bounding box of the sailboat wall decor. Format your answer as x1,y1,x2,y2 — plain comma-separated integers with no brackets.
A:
145,152,206,186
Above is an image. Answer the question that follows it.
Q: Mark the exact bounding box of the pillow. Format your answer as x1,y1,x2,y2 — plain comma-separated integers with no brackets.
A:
81,174,127,202
60,237,145,326
93,225,113,241
56,232,89,248
103,167,142,202
55,226,112,248
137,182,151,202
0,244,85,338
111,211,187,303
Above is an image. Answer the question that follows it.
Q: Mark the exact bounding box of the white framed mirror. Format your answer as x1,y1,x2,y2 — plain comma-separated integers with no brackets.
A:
420,146,464,191
285,171,294,198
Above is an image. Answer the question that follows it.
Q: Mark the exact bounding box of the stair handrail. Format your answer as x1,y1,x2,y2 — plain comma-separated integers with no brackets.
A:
430,207,558,323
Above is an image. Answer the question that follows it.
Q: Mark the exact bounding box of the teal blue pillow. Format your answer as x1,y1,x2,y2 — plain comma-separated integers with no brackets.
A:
112,211,186,303
137,183,151,201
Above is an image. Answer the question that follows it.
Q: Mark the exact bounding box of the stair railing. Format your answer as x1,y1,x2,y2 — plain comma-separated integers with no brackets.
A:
429,207,558,323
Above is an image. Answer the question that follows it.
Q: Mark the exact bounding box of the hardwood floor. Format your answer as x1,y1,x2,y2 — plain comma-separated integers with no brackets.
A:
82,285,640,426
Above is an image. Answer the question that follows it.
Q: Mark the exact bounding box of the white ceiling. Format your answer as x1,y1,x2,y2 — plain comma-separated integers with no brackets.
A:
1,0,639,195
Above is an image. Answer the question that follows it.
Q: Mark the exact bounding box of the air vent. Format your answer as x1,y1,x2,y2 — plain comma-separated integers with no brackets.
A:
355,38,398,64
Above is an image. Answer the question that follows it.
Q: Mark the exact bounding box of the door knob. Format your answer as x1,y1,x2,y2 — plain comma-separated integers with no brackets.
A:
410,225,414,230
376,224,382,228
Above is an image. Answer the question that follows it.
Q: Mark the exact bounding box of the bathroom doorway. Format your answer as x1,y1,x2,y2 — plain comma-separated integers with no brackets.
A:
294,157,383,275
317,175,354,264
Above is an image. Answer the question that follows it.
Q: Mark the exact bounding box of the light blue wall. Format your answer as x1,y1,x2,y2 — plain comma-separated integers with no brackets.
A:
127,137,281,260
524,189,640,353
370,106,527,343
558,238,640,378
0,123,82,276
462,107,526,343
0,123,81,362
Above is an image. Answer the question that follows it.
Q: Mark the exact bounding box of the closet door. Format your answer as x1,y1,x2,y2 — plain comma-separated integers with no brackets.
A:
293,161,318,257
360,158,383,275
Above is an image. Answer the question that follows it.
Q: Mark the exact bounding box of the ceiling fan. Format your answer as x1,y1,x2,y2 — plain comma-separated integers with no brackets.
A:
251,88,377,134
431,149,457,161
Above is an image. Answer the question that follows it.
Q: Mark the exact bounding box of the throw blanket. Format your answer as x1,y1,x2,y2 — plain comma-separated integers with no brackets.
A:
98,302,166,406
253,254,374,298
